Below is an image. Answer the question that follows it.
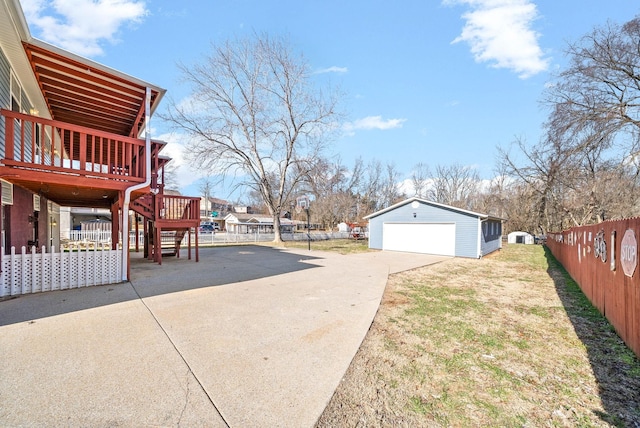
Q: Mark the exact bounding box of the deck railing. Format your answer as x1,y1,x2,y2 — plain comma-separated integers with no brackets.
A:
156,195,200,221
1,109,146,183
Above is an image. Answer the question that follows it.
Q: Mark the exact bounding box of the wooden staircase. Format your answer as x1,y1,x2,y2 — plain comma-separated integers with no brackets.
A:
130,191,200,264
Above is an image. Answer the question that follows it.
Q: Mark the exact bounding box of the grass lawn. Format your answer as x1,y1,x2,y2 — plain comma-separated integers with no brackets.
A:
263,237,372,255
316,244,640,427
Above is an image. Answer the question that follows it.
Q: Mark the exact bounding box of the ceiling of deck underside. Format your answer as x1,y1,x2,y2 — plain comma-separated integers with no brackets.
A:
23,42,161,137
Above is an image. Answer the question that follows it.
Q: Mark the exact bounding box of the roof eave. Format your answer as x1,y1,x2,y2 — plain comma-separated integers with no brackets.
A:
7,0,31,40
25,37,167,99
364,196,502,220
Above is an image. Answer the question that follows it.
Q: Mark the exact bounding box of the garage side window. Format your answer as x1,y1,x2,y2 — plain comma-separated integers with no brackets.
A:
485,221,501,240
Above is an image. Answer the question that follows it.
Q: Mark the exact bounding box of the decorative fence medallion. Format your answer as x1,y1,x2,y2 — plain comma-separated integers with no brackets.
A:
621,229,637,278
594,230,607,263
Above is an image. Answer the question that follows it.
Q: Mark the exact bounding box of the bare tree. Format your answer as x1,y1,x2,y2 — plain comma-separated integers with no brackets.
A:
160,161,180,192
545,16,640,157
494,16,640,234
303,157,362,229
163,34,341,242
381,163,405,208
410,162,431,198
472,163,510,220
428,163,480,209
198,176,214,217
353,160,404,214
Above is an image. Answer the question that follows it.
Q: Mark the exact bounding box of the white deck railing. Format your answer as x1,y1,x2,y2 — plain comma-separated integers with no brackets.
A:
0,245,123,297
68,230,113,243
61,230,354,249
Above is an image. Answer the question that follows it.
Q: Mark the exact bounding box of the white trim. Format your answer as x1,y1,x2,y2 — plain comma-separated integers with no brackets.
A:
477,218,483,258
1,179,14,205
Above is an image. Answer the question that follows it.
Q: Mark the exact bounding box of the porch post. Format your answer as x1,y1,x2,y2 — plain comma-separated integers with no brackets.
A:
187,227,192,260
134,215,139,252
111,196,120,250
195,199,199,262
155,225,162,265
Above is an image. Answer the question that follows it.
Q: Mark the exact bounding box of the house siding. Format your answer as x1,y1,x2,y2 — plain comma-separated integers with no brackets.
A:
367,200,482,258
4,184,50,249
480,219,502,256
0,46,10,158
0,46,47,251
0,45,37,162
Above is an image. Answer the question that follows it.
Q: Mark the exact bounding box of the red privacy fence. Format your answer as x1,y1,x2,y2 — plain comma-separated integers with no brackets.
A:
546,218,640,358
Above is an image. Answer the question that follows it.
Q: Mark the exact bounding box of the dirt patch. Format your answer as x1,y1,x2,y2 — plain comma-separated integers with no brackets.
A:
316,245,640,427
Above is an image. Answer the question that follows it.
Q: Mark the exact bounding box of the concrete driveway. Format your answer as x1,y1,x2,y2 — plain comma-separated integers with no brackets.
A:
0,245,448,427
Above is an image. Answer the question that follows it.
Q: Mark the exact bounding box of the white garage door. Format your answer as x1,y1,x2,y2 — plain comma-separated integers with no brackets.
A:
382,223,456,256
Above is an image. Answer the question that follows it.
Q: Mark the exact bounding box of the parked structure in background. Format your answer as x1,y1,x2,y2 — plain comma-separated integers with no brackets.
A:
507,231,534,245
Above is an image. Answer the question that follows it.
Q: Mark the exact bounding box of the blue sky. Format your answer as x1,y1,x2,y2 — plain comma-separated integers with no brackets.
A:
19,0,640,201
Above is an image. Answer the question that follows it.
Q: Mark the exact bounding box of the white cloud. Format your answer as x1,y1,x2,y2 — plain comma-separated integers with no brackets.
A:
153,131,208,191
315,66,348,74
343,115,407,134
21,0,148,57
446,0,549,78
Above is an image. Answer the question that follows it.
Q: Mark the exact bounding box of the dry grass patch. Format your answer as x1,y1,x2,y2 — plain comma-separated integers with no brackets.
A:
268,238,372,254
316,244,640,427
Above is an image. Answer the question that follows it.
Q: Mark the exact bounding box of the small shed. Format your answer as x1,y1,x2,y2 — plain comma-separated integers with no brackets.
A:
507,231,534,244
364,197,503,258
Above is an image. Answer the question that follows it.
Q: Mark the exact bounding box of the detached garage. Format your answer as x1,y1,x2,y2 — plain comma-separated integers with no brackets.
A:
364,197,503,258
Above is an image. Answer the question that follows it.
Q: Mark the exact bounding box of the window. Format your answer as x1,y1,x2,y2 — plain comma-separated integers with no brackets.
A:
10,72,21,112
1,179,13,205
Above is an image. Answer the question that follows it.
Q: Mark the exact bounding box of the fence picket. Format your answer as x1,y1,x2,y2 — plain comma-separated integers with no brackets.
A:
43,246,51,292
20,247,27,294
0,246,123,297
10,247,17,296
30,246,36,293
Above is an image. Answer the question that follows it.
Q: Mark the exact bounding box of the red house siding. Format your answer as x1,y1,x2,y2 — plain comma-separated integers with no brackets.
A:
3,184,49,250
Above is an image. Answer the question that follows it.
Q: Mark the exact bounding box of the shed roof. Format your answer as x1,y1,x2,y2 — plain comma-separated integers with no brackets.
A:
364,197,504,221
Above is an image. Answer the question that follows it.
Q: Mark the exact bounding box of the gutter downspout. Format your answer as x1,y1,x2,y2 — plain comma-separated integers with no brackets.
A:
121,87,152,281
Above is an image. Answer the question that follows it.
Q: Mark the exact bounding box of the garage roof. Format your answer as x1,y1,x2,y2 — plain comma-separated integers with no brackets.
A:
364,197,504,221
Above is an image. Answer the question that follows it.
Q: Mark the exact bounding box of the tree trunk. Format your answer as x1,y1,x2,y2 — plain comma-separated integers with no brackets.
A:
273,215,283,243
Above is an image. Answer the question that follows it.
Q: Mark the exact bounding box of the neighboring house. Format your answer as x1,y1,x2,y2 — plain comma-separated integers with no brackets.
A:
364,197,503,258
200,196,233,229
0,0,199,296
507,231,534,244
234,206,254,214
224,213,295,234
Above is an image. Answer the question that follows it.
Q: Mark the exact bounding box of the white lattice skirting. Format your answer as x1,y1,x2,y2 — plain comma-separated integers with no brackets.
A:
1,246,124,297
